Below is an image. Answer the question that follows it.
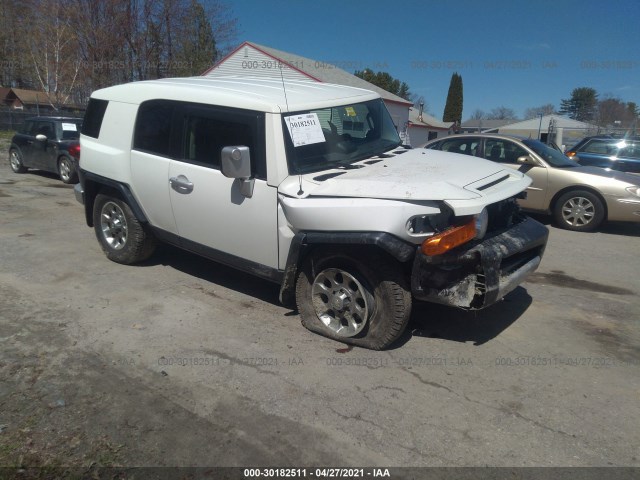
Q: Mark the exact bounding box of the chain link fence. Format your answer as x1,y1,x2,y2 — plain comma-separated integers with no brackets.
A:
0,107,84,132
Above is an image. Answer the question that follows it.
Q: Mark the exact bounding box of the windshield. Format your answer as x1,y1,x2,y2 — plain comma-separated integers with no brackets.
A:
282,98,402,174
523,139,578,168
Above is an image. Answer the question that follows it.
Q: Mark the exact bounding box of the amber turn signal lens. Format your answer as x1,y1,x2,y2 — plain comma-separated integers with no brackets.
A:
421,220,476,256
566,151,576,157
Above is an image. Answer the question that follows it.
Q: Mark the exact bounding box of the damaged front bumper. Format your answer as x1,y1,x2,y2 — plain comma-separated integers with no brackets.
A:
411,216,548,309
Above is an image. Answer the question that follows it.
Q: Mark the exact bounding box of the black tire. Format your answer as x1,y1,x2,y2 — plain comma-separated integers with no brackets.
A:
295,248,411,350
9,149,27,173
58,155,78,184
553,190,605,232
93,193,156,264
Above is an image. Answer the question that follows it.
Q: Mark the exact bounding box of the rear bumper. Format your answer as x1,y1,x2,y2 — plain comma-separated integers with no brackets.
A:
411,216,548,309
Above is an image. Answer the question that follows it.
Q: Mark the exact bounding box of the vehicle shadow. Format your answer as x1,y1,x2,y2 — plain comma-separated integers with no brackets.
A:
598,222,640,237
527,212,640,237
142,244,533,349
16,169,74,186
142,244,282,306
395,286,533,348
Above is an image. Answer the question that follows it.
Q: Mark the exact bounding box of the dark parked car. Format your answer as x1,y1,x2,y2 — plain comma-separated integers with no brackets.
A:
9,116,82,183
565,135,640,175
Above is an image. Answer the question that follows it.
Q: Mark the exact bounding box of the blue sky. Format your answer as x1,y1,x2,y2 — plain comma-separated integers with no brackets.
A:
222,0,640,120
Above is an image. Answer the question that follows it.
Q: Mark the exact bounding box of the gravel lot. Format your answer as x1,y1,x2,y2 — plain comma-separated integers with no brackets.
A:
1,137,639,474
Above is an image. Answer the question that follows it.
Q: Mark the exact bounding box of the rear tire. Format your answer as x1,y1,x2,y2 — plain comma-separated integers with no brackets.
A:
553,190,605,232
296,249,411,350
93,193,156,264
58,155,78,184
9,149,27,173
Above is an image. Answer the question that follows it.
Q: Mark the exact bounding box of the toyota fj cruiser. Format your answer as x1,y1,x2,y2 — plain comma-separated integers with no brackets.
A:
75,77,548,349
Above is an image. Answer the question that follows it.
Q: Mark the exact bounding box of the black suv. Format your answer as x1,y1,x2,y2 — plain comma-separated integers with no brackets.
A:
9,116,82,184
566,135,640,174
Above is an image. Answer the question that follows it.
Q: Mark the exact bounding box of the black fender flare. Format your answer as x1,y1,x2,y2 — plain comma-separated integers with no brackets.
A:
278,231,415,307
79,170,148,227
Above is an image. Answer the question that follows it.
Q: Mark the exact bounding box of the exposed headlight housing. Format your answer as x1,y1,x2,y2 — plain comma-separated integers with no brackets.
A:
475,207,489,239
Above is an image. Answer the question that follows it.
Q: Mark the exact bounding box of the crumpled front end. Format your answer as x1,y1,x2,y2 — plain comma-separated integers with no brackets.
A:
411,215,548,309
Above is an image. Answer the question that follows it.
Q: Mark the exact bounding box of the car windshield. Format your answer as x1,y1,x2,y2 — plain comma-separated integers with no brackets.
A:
523,139,578,168
282,98,402,174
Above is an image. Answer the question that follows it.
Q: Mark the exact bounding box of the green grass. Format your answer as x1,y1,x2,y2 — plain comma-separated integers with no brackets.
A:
0,130,16,141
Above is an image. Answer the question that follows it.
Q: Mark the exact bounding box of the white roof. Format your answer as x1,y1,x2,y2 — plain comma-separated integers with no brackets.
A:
91,76,380,113
498,115,596,130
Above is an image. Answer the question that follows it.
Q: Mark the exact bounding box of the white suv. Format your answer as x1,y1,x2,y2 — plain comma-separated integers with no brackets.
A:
75,77,548,349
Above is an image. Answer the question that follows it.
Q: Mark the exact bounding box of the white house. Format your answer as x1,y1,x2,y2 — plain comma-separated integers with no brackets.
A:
202,41,413,136
495,115,598,148
406,106,454,147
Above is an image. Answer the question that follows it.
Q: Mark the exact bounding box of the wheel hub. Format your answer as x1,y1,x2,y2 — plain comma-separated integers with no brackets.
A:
311,268,370,338
100,202,128,250
562,197,594,226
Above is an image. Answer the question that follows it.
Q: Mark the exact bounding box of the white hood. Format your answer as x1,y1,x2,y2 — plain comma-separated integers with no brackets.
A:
278,149,531,211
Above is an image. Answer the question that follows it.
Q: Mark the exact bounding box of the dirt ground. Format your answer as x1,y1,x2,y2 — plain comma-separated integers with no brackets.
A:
1,133,640,479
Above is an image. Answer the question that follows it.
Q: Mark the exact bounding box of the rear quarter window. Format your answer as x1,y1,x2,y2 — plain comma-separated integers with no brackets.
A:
82,99,109,138
133,100,175,157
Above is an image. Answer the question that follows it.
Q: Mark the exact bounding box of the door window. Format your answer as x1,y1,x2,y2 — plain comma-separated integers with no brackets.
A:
178,106,266,179
484,139,528,163
439,137,479,156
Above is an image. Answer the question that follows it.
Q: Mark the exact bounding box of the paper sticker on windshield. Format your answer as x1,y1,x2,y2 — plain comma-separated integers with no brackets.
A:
61,123,77,131
284,113,325,147
344,106,356,117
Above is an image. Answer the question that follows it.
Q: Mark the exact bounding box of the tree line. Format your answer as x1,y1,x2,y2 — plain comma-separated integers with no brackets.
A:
0,0,238,109
470,88,638,129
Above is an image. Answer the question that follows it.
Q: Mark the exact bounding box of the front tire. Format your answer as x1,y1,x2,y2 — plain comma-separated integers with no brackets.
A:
9,149,27,173
553,190,605,232
58,155,78,184
296,249,411,350
93,193,156,264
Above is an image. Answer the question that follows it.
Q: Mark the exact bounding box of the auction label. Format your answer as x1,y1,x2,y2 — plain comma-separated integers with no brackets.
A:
284,113,325,147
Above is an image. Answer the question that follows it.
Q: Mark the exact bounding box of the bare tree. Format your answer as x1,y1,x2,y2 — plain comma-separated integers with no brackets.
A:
468,109,486,120
524,104,556,120
487,106,517,120
19,0,82,109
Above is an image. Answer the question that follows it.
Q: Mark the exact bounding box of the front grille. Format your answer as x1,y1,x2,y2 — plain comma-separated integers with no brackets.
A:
486,196,523,233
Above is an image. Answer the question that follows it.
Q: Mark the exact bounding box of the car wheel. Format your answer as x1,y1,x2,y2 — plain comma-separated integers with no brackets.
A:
295,249,411,350
58,155,78,184
553,190,605,232
9,149,27,173
93,193,156,264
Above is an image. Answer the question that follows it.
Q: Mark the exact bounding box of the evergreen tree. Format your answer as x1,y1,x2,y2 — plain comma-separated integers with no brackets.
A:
443,72,463,125
559,87,598,122
354,69,411,100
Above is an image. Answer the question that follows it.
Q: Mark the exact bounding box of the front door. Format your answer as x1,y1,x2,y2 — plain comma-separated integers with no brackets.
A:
167,104,278,270
482,138,548,210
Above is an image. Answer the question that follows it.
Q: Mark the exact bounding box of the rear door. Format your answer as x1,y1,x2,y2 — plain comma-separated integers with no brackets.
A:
167,104,278,269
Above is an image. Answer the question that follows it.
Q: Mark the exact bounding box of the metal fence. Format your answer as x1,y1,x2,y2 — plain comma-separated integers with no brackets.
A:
0,108,84,132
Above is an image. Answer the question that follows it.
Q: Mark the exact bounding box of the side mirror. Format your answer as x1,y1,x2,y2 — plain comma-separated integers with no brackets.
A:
517,155,534,164
35,134,47,141
221,146,254,197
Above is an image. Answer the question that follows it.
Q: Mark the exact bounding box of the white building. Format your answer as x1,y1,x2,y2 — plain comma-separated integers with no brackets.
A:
407,106,454,147
203,41,412,135
495,115,598,149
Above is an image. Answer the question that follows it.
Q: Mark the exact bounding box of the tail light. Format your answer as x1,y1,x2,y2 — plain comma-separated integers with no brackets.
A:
565,151,576,158
68,144,80,159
